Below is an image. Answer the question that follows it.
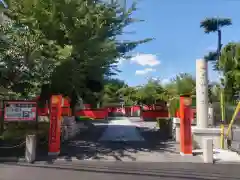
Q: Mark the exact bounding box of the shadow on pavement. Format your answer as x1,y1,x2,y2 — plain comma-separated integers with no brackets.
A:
49,122,177,162
0,119,176,163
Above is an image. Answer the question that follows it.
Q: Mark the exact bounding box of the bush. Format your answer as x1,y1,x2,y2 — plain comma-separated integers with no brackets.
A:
75,116,94,121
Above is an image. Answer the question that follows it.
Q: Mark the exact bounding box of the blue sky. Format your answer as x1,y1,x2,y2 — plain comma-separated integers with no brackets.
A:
115,0,240,86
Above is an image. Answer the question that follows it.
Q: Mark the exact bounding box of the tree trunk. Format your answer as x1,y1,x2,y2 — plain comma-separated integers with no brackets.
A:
217,29,222,58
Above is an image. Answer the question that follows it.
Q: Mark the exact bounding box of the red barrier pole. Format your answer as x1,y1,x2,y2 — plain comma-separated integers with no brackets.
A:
179,96,192,155
48,95,62,156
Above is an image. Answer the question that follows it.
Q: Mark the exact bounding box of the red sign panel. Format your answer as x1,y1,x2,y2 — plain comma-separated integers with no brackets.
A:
4,101,37,121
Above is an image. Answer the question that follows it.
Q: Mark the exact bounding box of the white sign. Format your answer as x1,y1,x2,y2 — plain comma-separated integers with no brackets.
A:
4,101,37,121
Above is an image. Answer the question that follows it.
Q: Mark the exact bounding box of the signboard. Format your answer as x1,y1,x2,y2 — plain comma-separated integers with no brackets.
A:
4,101,37,121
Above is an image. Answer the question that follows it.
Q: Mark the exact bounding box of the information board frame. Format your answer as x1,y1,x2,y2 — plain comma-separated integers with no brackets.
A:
4,100,38,122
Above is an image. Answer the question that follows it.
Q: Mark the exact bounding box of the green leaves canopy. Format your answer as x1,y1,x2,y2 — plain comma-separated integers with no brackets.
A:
200,18,232,33
0,0,151,105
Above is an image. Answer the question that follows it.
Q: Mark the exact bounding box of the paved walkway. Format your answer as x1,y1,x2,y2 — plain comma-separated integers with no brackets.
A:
99,118,145,141
58,141,202,162
59,118,202,163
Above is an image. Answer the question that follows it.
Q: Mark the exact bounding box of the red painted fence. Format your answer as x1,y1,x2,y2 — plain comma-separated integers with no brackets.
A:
29,99,172,121
75,109,108,119
141,110,169,121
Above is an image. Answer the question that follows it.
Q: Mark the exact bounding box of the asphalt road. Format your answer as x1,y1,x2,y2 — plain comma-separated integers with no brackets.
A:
1,161,240,180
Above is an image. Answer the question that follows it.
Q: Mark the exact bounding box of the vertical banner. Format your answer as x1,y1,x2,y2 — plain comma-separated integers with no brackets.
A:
179,96,192,155
48,95,62,155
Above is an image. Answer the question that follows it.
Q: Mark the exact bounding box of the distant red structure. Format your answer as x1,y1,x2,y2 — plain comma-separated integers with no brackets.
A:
16,96,170,121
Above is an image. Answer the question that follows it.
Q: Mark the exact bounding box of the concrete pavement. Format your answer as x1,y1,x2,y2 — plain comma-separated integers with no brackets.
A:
1,161,240,180
2,116,240,164
58,117,202,163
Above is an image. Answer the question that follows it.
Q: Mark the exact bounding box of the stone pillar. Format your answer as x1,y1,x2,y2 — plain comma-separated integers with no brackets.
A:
196,59,209,128
25,134,36,163
203,138,213,163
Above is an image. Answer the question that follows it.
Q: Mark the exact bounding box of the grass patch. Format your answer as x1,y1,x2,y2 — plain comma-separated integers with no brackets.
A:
75,116,94,121
0,122,50,157
0,122,49,141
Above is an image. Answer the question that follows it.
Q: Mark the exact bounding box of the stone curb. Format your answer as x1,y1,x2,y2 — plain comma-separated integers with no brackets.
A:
0,157,26,163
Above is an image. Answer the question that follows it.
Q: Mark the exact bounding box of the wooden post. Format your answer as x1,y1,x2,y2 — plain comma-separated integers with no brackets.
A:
48,95,62,156
180,96,192,155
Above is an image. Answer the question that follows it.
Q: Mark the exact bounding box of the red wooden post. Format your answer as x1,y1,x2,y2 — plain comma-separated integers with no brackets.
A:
48,95,62,156
179,96,192,155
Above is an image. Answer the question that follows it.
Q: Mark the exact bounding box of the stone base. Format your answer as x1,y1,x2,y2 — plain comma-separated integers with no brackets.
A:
180,152,193,156
192,127,224,149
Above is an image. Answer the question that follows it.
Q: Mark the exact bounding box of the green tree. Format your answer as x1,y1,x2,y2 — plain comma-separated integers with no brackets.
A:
136,79,167,107
101,78,127,106
164,73,196,116
0,22,59,99
218,42,240,102
164,73,195,98
3,0,151,108
201,17,232,64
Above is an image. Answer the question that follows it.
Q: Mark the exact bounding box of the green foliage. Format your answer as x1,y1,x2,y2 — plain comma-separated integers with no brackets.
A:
200,17,238,104
0,0,151,105
204,51,218,62
135,79,167,105
164,73,195,98
0,21,58,98
164,73,196,116
200,18,232,33
101,78,168,107
117,86,138,106
201,17,232,70
101,78,127,105
101,74,197,113
219,42,240,102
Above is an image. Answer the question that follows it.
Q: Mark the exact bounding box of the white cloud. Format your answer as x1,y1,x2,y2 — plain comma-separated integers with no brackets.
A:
135,68,156,75
131,53,160,66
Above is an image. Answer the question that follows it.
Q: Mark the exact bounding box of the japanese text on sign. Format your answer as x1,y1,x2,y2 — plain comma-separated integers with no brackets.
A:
50,107,58,143
4,101,37,121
